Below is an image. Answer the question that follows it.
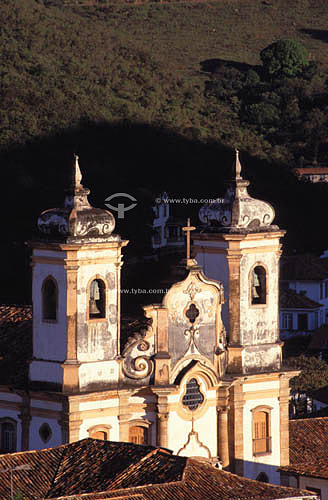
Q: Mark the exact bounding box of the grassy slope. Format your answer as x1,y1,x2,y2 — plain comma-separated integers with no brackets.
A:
1,0,328,305
75,0,328,74
2,0,328,159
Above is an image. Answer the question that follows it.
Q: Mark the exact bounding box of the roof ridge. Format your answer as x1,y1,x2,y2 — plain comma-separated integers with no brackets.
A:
290,415,328,423
108,447,163,490
44,445,69,498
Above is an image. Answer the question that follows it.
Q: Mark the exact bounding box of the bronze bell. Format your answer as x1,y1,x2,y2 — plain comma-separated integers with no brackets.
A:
89,298,100,315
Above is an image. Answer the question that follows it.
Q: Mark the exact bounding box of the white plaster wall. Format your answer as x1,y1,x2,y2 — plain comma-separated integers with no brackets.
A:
32,253,67,362
243,381,279,392
299,476,328,500
0,392,22,403
79,361,118,390
79,398,119,412
76,249,118,364
79,415,120,441
29,361,63,384
243,394,280,484
0,408,22,452
29,416,62,450
240,251,279,345
34,249,66,259
31,400,62,411
167,405,217,458
195,249,229,334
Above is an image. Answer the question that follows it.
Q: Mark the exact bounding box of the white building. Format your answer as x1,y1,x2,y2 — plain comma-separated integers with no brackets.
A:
0,152,298,485
152,192,184,251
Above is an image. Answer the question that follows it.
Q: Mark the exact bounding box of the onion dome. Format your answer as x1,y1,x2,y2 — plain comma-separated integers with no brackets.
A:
37,155,118,242
199,150,278,233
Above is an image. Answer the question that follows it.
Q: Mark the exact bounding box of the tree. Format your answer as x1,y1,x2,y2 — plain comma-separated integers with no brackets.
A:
260,39,309,79
286,355,328,393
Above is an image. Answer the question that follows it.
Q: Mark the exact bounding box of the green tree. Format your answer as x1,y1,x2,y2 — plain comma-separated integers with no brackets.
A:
303,108,328,163
260,39,309,79
286,355,328,393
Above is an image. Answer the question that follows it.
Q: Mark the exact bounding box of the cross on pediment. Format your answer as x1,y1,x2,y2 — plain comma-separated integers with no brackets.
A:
182,218,196,263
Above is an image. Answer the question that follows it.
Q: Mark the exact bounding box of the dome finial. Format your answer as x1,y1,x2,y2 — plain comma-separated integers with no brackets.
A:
73,153,83,190
234,148,242,180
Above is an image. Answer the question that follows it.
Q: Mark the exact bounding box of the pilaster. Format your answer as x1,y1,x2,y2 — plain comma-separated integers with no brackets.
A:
279,374,291,466
218,407,229,468
152,387,172,449
18,394,31,451
230,380,245,475
67,398,82,443
118,391,132,442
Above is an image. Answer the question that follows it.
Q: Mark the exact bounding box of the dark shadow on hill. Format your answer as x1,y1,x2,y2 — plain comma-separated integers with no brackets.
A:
0,121,232,307
300,28,328,43
1,120,328,310
200,58,262,75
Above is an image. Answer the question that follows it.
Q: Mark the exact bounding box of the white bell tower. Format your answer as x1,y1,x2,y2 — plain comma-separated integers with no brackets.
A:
29,155,127,393
193,150,285,374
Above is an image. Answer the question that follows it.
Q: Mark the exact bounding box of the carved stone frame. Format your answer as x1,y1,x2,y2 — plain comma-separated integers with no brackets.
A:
87,274,108,323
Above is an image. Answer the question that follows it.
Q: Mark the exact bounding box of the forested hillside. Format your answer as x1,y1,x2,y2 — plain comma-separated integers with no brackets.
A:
2,0,328,305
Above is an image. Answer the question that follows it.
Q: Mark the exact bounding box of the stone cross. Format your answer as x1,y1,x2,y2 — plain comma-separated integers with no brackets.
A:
182,218,196,262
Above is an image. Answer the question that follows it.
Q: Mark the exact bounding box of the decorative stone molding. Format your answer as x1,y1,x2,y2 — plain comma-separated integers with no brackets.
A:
177,419,211,458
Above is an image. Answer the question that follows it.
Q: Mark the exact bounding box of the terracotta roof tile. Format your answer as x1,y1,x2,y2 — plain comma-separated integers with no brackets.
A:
0,304,32,387
280,288,322,309
0,439,316,500
52,458,315,500
280,417,328,479
295,168,328,175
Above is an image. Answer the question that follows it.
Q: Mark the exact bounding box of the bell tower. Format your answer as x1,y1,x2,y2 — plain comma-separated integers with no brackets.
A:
29,155,127,392
193,150,285,374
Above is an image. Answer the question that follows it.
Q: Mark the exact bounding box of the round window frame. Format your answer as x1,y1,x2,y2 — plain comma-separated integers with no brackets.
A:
39,423,52,444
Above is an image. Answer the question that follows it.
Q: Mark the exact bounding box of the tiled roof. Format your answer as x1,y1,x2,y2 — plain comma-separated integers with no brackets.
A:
295,168,328,175
280,288,322,309
0,438,315,500
280,254,328,281
0,304,32,388
280,417,328,479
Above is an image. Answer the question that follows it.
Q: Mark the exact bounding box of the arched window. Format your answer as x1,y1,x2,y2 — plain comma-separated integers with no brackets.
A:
251,266,267,305
252,407,271,455
39,423,52,444
256,472,269,483
129,426,148,445
88,424,111,441
42,277,57,321
0,419,16,453
89,278,106,319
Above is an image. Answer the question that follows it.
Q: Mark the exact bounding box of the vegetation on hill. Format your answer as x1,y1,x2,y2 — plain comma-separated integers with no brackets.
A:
2,0,328,306
286,355,328,393
2,0,328,163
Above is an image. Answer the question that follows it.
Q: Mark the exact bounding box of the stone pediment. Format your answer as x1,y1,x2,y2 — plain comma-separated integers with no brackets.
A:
121,263,226,386
163,263,225,369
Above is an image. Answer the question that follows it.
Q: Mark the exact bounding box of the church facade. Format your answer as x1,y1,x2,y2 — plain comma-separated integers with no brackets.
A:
0,152,297,484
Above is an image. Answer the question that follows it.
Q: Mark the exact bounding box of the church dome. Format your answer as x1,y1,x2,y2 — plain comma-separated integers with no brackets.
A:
199,150,278,233
37,155,118,243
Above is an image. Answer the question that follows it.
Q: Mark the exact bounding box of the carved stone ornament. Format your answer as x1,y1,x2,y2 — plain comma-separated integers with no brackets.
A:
183,282,201,301
199,150,278,233
122,330,154,380
37,155,118,242
177,419,211,458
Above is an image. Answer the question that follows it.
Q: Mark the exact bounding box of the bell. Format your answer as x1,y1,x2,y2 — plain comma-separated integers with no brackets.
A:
89,298,100,315
252,285,260,299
